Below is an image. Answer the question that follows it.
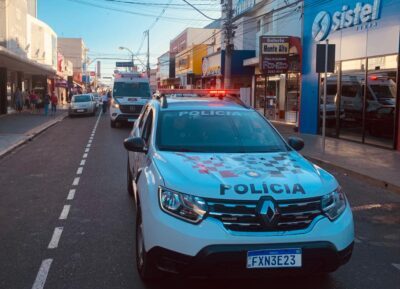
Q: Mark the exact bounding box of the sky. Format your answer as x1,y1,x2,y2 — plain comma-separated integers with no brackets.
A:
37,0,221,82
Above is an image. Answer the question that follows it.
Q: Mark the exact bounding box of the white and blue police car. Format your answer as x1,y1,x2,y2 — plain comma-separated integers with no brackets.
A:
124,95,354,280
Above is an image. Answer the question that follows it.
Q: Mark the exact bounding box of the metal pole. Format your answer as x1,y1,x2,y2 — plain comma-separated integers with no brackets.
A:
146,30,150,78
223,0,233,89
322,39,329,154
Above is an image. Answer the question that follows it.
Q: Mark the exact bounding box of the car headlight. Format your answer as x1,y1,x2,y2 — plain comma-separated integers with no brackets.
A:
112,103,119,108
321,187,347,221
158,187,208,224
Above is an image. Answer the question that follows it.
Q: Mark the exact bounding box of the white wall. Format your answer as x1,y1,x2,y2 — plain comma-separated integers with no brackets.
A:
26,14,57,69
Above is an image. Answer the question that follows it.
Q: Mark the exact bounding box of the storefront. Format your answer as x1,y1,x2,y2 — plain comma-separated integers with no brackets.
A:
202,50,255,89
301,0,400,150
0,46,56,114
245,36,302,123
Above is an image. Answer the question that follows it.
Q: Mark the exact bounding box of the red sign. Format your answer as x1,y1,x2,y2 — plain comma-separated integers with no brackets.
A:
90,71,96,76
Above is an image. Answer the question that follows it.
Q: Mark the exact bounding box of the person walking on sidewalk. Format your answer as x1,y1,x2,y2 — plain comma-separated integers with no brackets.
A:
23,89,30,110
43,93,50,116
102,92,108,114
29,90,38,114
50,92,58,116
14,88,23,113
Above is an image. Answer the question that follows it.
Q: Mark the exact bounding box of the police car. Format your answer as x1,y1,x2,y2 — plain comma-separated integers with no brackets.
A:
123,94,354,280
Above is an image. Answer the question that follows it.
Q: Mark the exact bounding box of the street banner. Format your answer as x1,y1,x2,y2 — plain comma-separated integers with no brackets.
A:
260,36,290,75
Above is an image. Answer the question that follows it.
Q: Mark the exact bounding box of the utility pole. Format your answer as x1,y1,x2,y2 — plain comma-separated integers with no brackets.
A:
145,30,150,78
223,0,234,89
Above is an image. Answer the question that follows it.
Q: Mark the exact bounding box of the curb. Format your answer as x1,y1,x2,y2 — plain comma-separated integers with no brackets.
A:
0,113,67,159
304,154,400,195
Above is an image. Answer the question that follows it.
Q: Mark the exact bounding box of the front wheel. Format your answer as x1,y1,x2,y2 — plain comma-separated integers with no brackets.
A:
136,208,160,281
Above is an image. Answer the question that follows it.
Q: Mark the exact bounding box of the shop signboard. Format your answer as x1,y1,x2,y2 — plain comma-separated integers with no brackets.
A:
202,53,222,77
260,36,290,75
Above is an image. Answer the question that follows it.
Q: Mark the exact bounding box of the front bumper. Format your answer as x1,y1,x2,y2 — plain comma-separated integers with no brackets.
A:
110,112,140,122
147,241,354,277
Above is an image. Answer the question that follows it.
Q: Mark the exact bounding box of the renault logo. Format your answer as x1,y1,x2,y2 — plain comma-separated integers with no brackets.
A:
257,197,279,226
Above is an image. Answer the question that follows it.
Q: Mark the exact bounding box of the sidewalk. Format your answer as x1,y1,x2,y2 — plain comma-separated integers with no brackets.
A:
0,109,67,158
272,121,400,193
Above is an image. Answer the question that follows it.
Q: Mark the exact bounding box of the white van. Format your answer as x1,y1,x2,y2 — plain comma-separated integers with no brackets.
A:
110,72,151,128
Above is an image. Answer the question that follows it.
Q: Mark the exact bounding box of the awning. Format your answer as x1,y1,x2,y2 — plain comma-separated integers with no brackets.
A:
0,46,56,76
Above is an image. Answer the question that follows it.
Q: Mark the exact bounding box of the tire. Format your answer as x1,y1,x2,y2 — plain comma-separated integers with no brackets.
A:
110,120,116,128
127,160,134,196
136,207,160,281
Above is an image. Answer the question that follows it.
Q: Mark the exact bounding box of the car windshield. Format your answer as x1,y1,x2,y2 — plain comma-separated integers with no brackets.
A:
370,84,396,99
72,95,91,102
113,82,150,98
156,109,288,153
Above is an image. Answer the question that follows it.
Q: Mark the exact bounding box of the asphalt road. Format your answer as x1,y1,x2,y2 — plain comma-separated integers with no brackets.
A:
0,113,399,289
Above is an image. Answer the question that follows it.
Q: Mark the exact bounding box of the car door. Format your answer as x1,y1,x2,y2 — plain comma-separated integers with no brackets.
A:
135,108,154,181
130,107,152,181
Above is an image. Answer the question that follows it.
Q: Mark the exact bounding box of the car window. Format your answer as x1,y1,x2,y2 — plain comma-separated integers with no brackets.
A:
156,110,288,153
138,106,149,132
141,110,153,145
72,95,91,102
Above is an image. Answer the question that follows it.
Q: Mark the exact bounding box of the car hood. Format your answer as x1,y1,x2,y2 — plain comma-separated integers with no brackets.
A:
114,97,149,105
153,151,338,201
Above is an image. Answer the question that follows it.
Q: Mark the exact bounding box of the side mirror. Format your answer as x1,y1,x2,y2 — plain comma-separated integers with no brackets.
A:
124,137,147,153
288,136,304,151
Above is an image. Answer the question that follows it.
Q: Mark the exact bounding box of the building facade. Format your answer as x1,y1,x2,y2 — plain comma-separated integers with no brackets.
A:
232,0,303,122
0,0,57,114
300,0,400,150
58,38,87,85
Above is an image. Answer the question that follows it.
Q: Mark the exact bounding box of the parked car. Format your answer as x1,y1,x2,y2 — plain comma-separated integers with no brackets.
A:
124,95,354,281
68,94,97,117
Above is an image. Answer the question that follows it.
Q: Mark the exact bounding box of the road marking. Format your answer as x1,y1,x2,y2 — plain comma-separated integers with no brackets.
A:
80,160,86,166
88,139,92,144
67,189,76,200
59,205,71,220
76,167,83,175
83,153,88,159
31,259,53,289
392,263,400,270
84,148,90,153
72,177,80,186
86,144,91,148
352,204,382,212
48,227,63,249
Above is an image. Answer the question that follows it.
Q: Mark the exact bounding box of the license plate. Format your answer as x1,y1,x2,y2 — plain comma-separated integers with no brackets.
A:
127,118,136,122
77,109,84,112
247,248,302,269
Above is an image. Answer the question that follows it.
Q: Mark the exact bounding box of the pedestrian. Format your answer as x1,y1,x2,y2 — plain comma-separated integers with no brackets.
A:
43,93,50,116
23,89,30,110
14,88,23,113
29,90,38,114
101,92,108,114
50,91,58,116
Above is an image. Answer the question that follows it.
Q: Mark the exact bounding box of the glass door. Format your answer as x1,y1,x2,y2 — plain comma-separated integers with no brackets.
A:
364,55,398,148
338,59,366,143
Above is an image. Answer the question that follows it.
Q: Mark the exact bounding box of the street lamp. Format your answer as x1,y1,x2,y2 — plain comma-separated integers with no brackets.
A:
118,46,134,70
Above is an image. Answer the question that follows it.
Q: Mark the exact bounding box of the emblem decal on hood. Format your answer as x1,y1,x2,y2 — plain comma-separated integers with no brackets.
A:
175,153,304,179
220,183,306,195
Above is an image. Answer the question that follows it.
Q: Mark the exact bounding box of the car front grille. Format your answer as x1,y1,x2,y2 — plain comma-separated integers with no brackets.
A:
119,105,143,114
206,197,322,232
